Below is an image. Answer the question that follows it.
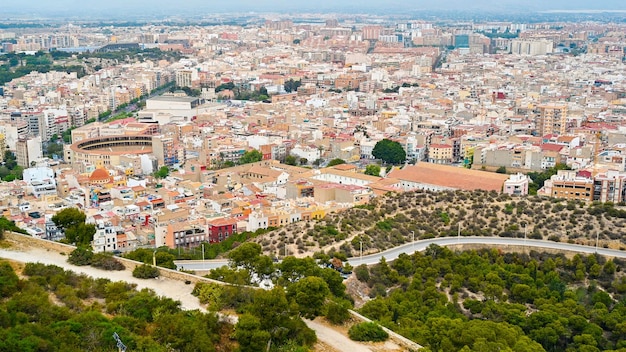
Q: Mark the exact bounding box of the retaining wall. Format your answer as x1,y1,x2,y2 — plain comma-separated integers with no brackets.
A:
4,232,246,287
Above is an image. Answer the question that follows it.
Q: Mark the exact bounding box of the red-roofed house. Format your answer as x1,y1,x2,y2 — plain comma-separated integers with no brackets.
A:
208,218,238,243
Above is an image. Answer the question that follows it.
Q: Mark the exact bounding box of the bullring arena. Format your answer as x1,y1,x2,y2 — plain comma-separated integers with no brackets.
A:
66,135,153,167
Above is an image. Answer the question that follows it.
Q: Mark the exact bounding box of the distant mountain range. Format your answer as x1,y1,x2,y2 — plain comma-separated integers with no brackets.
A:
2,0,626,17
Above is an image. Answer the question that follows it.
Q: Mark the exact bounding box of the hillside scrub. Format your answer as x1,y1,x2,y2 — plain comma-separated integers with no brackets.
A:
253,190,626,258
0,260,233,351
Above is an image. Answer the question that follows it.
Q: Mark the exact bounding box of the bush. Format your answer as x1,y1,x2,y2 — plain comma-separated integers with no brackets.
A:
325,298,351,325
133,264,160,279
348,322,388,342
67,247,94,266
355,264,370,282
91,253,125,271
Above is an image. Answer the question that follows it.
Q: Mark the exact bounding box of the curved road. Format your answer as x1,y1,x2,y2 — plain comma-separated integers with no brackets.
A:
174,237,626,270
347,237,626,267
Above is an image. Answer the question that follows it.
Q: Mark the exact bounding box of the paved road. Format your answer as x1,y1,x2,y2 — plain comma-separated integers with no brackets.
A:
346,236,626,267
175,236,626,270
174,259,229,271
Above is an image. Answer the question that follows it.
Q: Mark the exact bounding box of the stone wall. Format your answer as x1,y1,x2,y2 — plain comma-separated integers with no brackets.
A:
4,232,246,287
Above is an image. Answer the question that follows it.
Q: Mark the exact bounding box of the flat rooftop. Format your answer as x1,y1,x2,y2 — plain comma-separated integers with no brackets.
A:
147,96,199,103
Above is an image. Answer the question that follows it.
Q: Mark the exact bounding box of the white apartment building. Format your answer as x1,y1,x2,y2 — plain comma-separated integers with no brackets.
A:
503,173,530,196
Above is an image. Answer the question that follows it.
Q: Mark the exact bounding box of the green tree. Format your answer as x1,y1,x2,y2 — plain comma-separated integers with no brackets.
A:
64,223,96,246
0,216,26,235
284,79,302,93
192,282,224,310
3,150,17,170
287,276,330,319
215,82,235,92
234,314,271,352
154,166,169,179
51,208,86,230
249,287,292,339
365,164,381,176
496,166,507,174
228,242,263,271
328,158,346,167
240,149,263,164
285,155,298,166
45,142,64,158
372,139,406,164
325,298,351,325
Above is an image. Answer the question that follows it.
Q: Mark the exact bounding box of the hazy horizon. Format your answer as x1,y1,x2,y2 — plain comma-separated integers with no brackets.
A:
3,0,626,17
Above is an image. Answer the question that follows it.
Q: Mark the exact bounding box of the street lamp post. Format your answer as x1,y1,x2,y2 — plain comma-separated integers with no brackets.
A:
411,231,415,251
152,250,156,267
457,223,461,243
596,232,600,253
202,243,205,269
360,237,363,262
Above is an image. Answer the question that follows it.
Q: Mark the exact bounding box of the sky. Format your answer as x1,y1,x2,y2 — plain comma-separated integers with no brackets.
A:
3,0,626,15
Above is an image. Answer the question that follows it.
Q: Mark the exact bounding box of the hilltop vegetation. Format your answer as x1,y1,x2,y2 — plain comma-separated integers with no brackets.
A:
0,260,233,351
0,252,328,352
354,246,626,352
253,190,626,258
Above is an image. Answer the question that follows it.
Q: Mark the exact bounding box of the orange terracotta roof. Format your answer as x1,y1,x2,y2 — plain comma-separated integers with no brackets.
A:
208,217,238,226
332,164,356,171
388,163,508,192
90,168,111,182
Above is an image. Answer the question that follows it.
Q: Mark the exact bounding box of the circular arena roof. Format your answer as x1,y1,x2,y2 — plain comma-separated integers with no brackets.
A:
70,135,153,156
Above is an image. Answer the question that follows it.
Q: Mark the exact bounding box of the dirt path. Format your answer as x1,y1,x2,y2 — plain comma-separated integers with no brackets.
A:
0,245,375,352
0,246,204,310
305,319,373,352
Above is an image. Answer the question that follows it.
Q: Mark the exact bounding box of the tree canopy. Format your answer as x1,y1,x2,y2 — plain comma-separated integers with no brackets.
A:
285,155,298,166
0,261,233,351
51,208,86,231
284,79,302,93
52,208,94,246
372,139,406,164
355,246,626,352
239,149,263,164
287,276,330,319
154,166,169,179
365,164,381,176
328,158,346,167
